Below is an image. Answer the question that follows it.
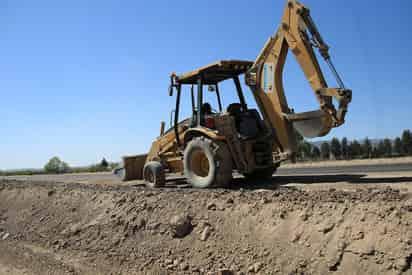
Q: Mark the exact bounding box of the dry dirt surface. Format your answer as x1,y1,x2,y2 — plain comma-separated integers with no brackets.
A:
0,172,412,275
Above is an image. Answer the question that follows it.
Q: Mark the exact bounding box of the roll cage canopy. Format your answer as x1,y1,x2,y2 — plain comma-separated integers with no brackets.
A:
176,60,253,85
169,60,253,146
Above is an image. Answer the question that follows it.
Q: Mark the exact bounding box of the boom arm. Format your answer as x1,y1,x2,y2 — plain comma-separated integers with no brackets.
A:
246,0,352,157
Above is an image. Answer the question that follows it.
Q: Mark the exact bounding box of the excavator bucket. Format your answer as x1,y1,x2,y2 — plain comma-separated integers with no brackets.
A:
245,0,351,155
286,110,333,138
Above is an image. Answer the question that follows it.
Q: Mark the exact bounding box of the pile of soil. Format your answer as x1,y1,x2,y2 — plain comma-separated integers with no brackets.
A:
0,179,411,274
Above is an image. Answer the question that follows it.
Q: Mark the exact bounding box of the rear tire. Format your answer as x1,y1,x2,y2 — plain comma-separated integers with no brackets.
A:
243,167,276,181
183,137,232,188
143,161,165,188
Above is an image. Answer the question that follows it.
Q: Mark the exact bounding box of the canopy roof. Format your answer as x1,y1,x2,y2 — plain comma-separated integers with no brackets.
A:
176,60,253,85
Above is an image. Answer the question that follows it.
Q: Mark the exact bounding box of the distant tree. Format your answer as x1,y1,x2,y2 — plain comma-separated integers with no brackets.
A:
330,138,342,159
375,141,386,158
393,137,402,156
401,130,412,155
341,137,349,159
361,138,372,158
100,158,109,169
44,157,70,174
320,142,331,160
371,146,380,159
311,146,321,160
382,138,392,157
349,140,362,159
109,162,120,170
298,141,313,161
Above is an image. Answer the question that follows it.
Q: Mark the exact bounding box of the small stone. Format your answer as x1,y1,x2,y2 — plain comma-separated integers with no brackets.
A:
393,209,402,218
147,222,160,230
352,231,364,240
395,257,409,271
360,213,366,222
327,240,347,270
165,259,173,265
47,190,55,197
279,210,287,219
200,226,211,241
207,202,217,211
375,257,384,265
300,210,310,221
2,232,10,240
299,260,308,268
291,231,302,243
261,197,270,204
319,222,335,234
362,244,375,256
136,218,146,231
169,214,192,238
248,262,263,273
180,263,189,270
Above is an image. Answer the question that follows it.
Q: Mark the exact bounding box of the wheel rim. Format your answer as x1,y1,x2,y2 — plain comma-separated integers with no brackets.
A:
190,149,210,178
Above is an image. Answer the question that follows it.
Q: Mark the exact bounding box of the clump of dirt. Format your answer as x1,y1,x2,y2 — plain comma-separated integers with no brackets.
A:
0,179,411,274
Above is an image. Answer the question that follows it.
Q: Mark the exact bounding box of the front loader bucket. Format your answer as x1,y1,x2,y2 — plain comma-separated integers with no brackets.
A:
286,110,333,138
118,154,147,181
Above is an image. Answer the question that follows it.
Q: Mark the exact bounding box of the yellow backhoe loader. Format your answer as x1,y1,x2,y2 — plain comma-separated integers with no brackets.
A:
114,0,352,188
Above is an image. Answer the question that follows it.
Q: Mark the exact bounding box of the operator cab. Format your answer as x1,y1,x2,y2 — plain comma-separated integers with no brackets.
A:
169,60,266,142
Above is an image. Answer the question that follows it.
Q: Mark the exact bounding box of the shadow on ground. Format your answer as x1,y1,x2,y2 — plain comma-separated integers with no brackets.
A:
232,174,412,190
161,174,412,190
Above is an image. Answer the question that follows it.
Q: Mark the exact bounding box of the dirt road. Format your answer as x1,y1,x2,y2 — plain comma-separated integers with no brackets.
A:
1,172,412,274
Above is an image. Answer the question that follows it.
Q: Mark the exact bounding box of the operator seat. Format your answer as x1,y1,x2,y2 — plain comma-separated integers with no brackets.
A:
201,103,213,115
227,103,263,139
227,103,243,129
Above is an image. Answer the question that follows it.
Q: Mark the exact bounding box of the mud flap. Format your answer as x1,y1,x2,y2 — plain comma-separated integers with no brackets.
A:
286,110,333,138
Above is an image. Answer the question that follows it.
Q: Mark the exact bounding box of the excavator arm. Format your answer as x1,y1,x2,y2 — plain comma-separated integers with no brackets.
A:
246,0,352,157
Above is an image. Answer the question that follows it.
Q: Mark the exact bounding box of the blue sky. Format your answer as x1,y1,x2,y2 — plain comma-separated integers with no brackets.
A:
1,0,411,169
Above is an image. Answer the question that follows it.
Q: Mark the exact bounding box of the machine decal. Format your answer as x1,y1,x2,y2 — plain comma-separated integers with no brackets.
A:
263,63,274,93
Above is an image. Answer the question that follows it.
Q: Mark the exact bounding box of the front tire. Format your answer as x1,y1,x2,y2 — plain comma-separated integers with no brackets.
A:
183,137,232,188
143,161,165,188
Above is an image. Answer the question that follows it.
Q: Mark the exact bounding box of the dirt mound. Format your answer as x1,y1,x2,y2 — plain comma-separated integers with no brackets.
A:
0,179,412,274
